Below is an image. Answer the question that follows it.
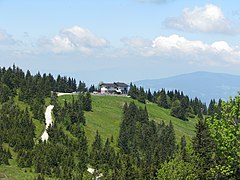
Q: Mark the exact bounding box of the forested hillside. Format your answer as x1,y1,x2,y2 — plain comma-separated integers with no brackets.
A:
0,66,239,179
0,65,91,179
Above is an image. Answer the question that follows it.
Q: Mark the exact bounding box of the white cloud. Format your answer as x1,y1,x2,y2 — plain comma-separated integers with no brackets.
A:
211,41,233,52
50,35,74,53
1,25,239,67
0,30,19,45
164,4,239,34
121,34,240,65
63,26,108,48
152,34,207,52
44,26,108,54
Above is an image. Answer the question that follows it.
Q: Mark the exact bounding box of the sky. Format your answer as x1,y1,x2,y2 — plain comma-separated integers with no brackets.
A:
1,0,240,85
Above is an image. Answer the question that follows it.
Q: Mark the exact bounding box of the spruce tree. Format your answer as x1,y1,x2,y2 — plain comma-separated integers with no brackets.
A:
76,130,88,173
147,89,153,102
78,81,87,93
84,92,92,111
90,131,103,170
171,100,187,120
138,86,146,103
208,99,216,117
157,89,169,108
192,119,215,179
180,135,188,161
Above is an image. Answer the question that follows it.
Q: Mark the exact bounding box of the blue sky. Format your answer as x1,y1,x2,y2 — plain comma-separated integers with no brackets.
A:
0,0,240,84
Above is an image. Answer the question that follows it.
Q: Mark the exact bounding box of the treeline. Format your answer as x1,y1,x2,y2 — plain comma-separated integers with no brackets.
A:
0,65,90,121
128,83,207,120
0,65,89,102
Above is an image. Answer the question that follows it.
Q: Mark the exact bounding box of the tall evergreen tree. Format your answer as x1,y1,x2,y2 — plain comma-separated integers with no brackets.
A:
76,129,88,177
84,92,92,111
208,99,216,117
192,119,215,179
78,81,87,93
180,135,188,162
90,131,103,170
157,89,169,108
147,89,153,102
171,100,187,120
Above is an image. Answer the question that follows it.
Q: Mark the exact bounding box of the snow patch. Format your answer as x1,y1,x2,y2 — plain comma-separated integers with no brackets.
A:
41,105,54,141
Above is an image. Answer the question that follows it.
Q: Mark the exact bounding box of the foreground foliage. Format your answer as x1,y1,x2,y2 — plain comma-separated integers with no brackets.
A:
207,96,240,178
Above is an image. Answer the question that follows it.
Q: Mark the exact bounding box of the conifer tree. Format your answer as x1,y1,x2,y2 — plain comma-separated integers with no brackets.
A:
89,85,96,93
84,92,92,111
157,89,169,108
171,100,187,120
90,131,103,170
50,92,58,105
78,81,87,93
165,121,176,159
180,135,188,162
208,99,216,117
138,86,146,103
147,89,153,102
192,119,215,179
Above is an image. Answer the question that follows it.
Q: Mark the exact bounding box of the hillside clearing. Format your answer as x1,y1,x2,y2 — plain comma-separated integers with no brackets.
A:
58,95,197,145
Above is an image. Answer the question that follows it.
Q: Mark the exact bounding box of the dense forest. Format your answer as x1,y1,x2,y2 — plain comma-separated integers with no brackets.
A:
0,66,239,179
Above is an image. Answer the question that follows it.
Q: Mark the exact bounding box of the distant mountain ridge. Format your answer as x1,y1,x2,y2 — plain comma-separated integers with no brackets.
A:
134,71,240,103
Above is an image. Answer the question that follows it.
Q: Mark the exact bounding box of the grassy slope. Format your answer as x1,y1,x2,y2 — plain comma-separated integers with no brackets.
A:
58,95,197,146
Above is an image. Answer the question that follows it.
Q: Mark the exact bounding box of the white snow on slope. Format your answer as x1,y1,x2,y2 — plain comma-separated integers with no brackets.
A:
41,105,54,141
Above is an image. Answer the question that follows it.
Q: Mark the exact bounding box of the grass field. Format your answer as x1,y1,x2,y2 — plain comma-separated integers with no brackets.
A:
58,95,197,146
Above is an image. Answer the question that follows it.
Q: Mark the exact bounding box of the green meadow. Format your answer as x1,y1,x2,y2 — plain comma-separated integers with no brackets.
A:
58,95,197,146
